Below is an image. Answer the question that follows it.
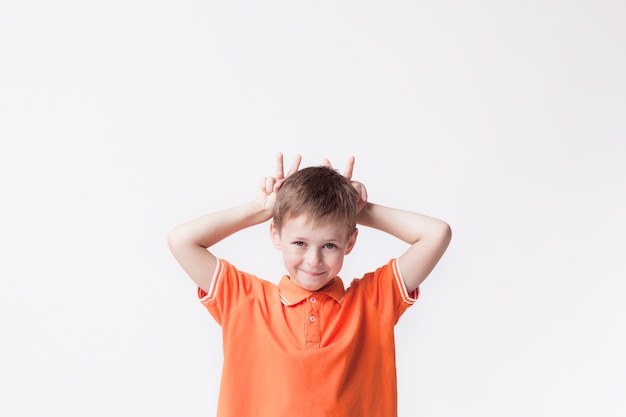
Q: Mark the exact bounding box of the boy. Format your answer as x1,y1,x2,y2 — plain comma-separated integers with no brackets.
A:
168,153,451,417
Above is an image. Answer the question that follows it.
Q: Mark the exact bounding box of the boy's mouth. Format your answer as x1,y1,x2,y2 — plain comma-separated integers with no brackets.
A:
301,269,325,277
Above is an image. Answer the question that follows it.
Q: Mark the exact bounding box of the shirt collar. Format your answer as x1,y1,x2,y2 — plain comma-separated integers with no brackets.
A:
278,275,346,306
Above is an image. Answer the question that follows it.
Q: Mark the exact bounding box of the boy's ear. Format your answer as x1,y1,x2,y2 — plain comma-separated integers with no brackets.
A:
269,222,282,249
344,228,359,255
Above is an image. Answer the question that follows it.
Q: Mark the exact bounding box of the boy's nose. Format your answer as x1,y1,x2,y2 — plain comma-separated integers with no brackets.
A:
305,249,322,265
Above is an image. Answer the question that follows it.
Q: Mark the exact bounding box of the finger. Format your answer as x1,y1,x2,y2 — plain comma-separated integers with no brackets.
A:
351,181,364,198
259,177,270,194
342,156,355,180
285,154,302,176
275,152,285,180
259,177,274,194
359,183,368,203
265,177,276,194
259,177,276,194
273,179,285,193
322,158,333,169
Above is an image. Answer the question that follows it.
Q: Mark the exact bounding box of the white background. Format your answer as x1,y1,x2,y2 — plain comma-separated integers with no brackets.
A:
1,1,625,416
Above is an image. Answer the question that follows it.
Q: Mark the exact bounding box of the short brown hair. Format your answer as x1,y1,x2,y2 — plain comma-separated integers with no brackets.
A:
273,166,358,236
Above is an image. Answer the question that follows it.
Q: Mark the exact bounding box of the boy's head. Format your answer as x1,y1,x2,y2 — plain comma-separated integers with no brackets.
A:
270,166,359,291
272,166,358,236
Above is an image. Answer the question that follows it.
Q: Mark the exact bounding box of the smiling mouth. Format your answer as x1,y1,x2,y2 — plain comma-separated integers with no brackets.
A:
301,269,326,277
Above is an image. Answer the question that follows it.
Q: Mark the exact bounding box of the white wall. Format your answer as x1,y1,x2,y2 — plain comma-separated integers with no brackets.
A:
1,1,624,416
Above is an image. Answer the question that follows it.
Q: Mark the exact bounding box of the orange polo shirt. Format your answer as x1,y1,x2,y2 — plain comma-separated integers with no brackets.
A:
199,258,418,417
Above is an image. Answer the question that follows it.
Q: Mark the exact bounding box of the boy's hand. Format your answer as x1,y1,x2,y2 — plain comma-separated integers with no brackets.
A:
323,156,368,213
256,152,302,213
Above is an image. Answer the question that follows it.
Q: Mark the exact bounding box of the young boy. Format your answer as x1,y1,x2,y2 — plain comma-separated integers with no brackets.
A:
168,153,451,417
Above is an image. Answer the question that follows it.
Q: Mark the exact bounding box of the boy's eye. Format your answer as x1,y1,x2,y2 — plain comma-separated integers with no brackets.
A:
294,241,305,247
324,243,337,249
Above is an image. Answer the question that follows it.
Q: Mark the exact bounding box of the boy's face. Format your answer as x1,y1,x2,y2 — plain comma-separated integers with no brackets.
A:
270,215,357,292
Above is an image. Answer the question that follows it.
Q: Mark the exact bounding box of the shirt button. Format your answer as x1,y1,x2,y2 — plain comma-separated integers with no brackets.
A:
309,315,316,322
309,297,316,303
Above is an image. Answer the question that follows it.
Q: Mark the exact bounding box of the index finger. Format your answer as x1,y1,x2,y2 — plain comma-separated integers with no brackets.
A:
275,152,286,180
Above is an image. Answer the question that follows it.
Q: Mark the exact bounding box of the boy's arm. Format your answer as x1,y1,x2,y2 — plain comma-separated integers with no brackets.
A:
356,203,451,293
167,202,272,292
167,153,301,293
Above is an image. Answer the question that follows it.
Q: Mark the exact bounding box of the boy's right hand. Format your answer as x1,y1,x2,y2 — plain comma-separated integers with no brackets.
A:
255,152,302,213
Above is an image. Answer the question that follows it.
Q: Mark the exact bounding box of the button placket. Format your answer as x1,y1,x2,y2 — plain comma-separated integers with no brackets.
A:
304,296,321,349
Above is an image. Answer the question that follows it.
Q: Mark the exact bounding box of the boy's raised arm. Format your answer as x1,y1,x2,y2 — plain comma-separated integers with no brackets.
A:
356,203,451,293
167,153,301,292
324,155,451,293
167,202,270,292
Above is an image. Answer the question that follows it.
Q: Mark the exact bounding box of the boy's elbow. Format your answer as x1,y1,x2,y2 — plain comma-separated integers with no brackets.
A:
443,220,452,239
437,220,452,247
167,227,185,253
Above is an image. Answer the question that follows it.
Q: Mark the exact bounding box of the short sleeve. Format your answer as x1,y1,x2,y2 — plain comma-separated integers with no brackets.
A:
353,258,419,324
198,259,258,325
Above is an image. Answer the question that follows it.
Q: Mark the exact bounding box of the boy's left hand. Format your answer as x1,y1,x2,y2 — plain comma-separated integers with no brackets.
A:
323,156,368,213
